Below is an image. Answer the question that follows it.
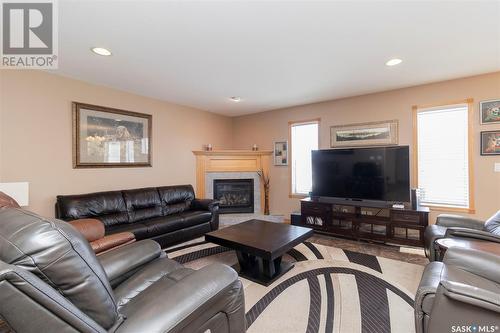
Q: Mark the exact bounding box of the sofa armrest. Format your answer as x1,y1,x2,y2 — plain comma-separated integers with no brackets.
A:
92,232,135,255
436,214,484,230
191,199,220,231
415,262,444,313
443,247,500,284
98,240,162,282
191,198,220,212
69,218,105,242
424,225,448,261
116,264,245,333
439,280,500,313
427,278,500,333
445,227,500,242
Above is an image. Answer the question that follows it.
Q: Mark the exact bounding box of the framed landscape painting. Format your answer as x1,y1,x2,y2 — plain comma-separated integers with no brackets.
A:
480,99,500,124
73,102,152,168
330,120,398,148
274,141,288,166
480,131,500,156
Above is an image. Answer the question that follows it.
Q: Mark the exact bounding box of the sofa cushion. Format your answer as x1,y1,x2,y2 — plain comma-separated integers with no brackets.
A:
123,188,162,222
106,222,149,240
57,191,128,227
158,185,195,215
180,211,212,225
143,211,211,237
0,208,118,329
484,210,500,235
143,215,185,236
115,263,243,333
150,223,212,249
113,257,192,308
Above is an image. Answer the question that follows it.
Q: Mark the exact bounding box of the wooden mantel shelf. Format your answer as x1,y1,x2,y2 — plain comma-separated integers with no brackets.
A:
193,150,272,213
193,150,273,156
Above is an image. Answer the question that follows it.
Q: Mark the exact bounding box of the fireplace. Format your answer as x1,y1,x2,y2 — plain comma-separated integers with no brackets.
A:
213,179,254,214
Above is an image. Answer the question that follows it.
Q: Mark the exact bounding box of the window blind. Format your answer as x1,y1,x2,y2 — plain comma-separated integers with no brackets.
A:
291,122,319,195
417,105,470,208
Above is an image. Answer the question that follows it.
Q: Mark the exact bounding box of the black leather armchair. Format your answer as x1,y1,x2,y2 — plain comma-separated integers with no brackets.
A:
0,207,245,333
424,210,500,261
415,247,500,333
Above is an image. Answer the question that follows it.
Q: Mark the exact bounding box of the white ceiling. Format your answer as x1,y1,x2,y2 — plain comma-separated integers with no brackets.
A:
55,0,500,116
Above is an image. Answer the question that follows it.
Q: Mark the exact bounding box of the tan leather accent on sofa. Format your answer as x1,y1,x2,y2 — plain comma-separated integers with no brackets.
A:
0,191,20,209
69,218,136,255
93,233,136,255
69,218,105,242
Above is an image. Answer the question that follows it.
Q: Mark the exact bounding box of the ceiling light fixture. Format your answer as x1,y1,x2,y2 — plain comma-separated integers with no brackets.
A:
385,58,402,66
91,47,112,56
229,96,241,102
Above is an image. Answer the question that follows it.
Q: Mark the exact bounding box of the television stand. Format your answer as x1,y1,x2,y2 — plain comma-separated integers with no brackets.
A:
295,197,429,247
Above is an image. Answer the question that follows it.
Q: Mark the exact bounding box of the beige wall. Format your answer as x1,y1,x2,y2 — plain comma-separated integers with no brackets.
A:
1,70,499,221
0,70,233,217
232,72,500,222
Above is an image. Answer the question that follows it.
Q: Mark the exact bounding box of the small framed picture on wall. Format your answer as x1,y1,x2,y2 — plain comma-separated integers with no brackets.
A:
480,99,500,124
480,131,500,156
274,141,288,166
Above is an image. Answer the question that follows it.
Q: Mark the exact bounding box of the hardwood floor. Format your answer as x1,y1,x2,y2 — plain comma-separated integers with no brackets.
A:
309,233,429,266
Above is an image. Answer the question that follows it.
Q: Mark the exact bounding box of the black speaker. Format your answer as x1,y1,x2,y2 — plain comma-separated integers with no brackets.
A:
291,212,301,226
411,188,419,210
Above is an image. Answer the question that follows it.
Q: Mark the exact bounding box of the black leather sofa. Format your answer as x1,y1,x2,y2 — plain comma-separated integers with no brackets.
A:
0,207,245,333
56,185,219,248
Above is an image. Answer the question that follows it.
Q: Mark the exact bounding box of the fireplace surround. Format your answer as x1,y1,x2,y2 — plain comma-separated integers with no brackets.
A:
192,150,272,214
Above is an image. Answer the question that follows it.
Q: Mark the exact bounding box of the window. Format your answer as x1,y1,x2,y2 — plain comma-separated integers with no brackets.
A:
290,120,319,196
414,101,473,211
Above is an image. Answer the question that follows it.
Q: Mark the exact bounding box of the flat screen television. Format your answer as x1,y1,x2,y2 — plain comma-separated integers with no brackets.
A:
311,146,410,202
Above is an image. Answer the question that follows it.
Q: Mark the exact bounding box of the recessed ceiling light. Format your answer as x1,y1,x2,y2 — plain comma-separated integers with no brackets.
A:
385,58,402,66
91,47,112,56
229,96,241,102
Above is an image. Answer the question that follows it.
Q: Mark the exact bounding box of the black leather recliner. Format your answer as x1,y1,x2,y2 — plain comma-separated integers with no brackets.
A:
56,185,219,248
0,207,245,333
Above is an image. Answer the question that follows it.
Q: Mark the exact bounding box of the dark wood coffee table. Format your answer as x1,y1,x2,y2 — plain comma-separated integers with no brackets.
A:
205,219,313,286
435,238,500,261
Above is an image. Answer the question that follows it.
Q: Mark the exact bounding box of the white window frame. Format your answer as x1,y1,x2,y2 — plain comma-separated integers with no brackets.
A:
412,99,475,213
289,119,320,197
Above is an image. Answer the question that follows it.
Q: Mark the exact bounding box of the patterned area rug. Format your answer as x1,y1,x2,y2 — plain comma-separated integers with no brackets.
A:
166,240,423,333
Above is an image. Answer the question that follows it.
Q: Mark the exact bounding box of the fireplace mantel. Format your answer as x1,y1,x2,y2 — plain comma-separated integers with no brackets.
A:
193,150,272,213
193,150,273,156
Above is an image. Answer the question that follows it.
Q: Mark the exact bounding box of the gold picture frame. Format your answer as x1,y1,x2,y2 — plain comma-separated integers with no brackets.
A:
73,102,152,168
330,120,398,148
